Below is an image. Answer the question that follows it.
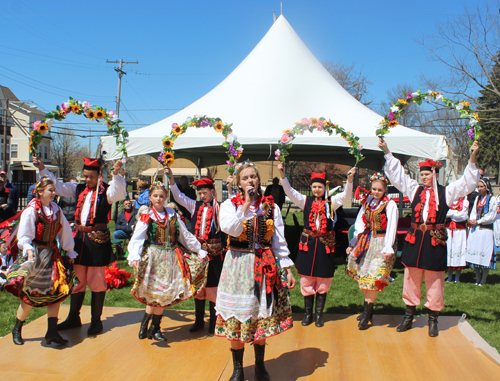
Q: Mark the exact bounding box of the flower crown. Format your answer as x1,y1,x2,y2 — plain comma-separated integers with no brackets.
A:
149,181,166,191
234,159,256,175
369,172,389,184
32,175,52,194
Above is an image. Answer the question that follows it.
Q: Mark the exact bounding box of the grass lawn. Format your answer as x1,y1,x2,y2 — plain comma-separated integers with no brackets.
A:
1,212,499,353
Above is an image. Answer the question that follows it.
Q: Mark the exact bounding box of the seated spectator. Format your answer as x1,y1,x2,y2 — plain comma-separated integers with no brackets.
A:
133,180,149,212
0,178,16,222
0,171,18,211
113,199,136,240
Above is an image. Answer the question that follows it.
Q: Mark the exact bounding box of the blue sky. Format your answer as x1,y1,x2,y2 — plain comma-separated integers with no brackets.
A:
0,0,480,151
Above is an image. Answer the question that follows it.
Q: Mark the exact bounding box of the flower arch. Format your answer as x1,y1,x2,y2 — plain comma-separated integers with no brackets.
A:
275,117,364,166
160,116,243,174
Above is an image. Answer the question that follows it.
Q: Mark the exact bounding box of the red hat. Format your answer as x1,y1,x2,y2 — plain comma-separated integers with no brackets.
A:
419,159,443,172
192,178,214,190
0,171,6,176
310,172,326,185
83,157,101,171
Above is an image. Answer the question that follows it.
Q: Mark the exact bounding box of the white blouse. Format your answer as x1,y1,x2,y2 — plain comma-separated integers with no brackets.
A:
383,153,479,222
220,199,294,269
446,199,469,223
349,196,398,254
17,201,78,259
127,207,208,265
470,195,498,225
40,168,127,225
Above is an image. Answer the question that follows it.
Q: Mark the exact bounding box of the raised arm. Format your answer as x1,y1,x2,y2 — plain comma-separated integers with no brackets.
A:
170,183,196,217
38,168,77,198
278,162,306,209
331,168,355,210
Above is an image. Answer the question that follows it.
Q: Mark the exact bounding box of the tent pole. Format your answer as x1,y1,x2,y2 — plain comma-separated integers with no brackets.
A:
197,157,202,180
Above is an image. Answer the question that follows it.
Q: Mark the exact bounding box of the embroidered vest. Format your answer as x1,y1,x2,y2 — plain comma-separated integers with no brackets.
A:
75,182,111,226
145,212,180,248
363,198,389,237
34,208,62,247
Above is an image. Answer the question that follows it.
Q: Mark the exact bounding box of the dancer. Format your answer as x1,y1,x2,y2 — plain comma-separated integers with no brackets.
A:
465,178,498,286
346,173,397,330
4,175,78,345
216,162,296,381
278,162,355,327
445,197,469,283
379,138,480,337
128,182,208,341
166,169,223,334
34,155,127,336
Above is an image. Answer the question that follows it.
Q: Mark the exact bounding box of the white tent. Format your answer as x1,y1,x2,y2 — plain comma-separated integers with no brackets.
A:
101,15,449,170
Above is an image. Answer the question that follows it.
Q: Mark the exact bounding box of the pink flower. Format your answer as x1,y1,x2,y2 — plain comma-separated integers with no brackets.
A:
172,123,178,129
301,118,310,124
358,145,364,151
286,318,293,325
407,93,413,100
389,112,394,121
108,110,115,117
280,134,291,144
121,158,127,164
280,321,288,329
32,120,40,130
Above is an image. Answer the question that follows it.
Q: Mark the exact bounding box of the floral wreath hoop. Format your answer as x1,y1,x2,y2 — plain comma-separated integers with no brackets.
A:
159,115,243,175
376,90,482,145
29,97,129,158
275,117,364,166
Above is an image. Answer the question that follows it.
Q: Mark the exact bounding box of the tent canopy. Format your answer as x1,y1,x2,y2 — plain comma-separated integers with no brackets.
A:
101,15,449,170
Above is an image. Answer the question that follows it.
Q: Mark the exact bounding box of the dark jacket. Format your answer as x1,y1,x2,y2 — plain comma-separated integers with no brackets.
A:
58,195,77,223
0,187,16,222
5,182,18,211
115,209,137,235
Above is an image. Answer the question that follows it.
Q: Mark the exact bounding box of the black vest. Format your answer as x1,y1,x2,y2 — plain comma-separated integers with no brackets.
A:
58,196,76,223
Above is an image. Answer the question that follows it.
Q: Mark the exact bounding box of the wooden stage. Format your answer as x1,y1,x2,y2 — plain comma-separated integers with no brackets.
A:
1,306,499,380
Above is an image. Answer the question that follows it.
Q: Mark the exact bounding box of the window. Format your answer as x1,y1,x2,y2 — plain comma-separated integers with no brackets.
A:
11,144,18,159
44,145,48,160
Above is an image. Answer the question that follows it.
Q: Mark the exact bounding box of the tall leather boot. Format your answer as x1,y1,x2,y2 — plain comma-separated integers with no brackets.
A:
87,291,106,335
315,293,327,327
12,318,25,345
358,302,374,330
45,317,68,345
229,348,244,381
147,314,167,341
397,305,416,332
357,301,368,321
208,301,217,334
254,343,270,381
57,292,85,330
428,310,439,337
138,312,152,340
301,295,314,326
189,298,206,332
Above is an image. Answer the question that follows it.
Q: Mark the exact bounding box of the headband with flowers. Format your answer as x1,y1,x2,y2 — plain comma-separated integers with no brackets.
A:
149,181,167,191
32,175,52,194
233,159,257,175
369,172,389,184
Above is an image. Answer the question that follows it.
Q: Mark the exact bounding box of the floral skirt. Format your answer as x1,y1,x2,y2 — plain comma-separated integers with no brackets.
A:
4,246,77,307
346,235,396,292
131,245,208,307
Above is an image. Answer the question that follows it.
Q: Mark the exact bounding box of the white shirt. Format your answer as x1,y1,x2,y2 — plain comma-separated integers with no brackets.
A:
446,199,469,223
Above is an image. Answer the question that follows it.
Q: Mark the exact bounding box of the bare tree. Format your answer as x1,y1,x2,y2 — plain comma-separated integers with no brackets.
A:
51,128,84,180
125,155,151,178
323,60,373,105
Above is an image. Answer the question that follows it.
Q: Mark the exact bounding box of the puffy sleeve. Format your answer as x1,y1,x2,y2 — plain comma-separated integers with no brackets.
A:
478,196,499,225
40,168,77,198
383,153,419,202
330,181,353,210
170,183,196,217
106,173,127,204
220,199,252,237
445,162,480,207
453,199,470,222
349,203,366,247
176,212,207,259
381,200,398,255
56,204,78,259
17,207,36,257
270,204,293,268
127,211,149,265
281,177,306,210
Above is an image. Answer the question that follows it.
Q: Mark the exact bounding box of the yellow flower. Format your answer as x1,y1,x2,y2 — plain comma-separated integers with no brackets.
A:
379,120,386,125
264,219,274,242
190,122,198,127
86,109,96,120
236,151,242,160
165,157,174,166
283,129,293,134
38,123,49,133
163,139,174,149
398,99,408,105
388,121,399,128
107,120,112,128
310,117,319,126
95,110,105,119
164,152,174,161
348,141,354,147
463,102,470,108
324,121,333,128
172,126,183,136
214,121,224,133
473,113,480,121
70,104,81,114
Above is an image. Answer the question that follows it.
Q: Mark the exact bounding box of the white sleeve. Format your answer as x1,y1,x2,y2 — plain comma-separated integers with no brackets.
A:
177,213,207,259
270,204,293,268
17,207,36,257
220,199,252,237
281,177,306,210
381,200,398,254
40,168,77,198
454,199,470,222
383,153,419,202
127,214,149,265
106,174,127,204
56,205,78,259
445,162,480,207
331,181,353,210
349,204,366,247
470,197,478,221
478,196,499,225
170,183,196,217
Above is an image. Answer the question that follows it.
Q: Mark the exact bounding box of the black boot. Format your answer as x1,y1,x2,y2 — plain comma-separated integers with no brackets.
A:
45,317,68,345
357,301,368,321
138,312,152,340
229,348,244,381
254,343,270,381
315,293,327,327
358,302,374,330
397,305,416,332
57,292,85,331
189,298,206,332
301,295,314,326
147,314,167,341
12,318,25,345
428,310,439,337
87,291,106,336
208,301,217,334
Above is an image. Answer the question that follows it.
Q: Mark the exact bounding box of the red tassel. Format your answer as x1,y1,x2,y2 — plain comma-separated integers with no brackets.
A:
325,246,331,254
405,232,416,244
431,237,438,247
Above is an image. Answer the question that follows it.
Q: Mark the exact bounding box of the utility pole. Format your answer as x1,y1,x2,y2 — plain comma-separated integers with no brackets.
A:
106,59,138,117
3,99,9,171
